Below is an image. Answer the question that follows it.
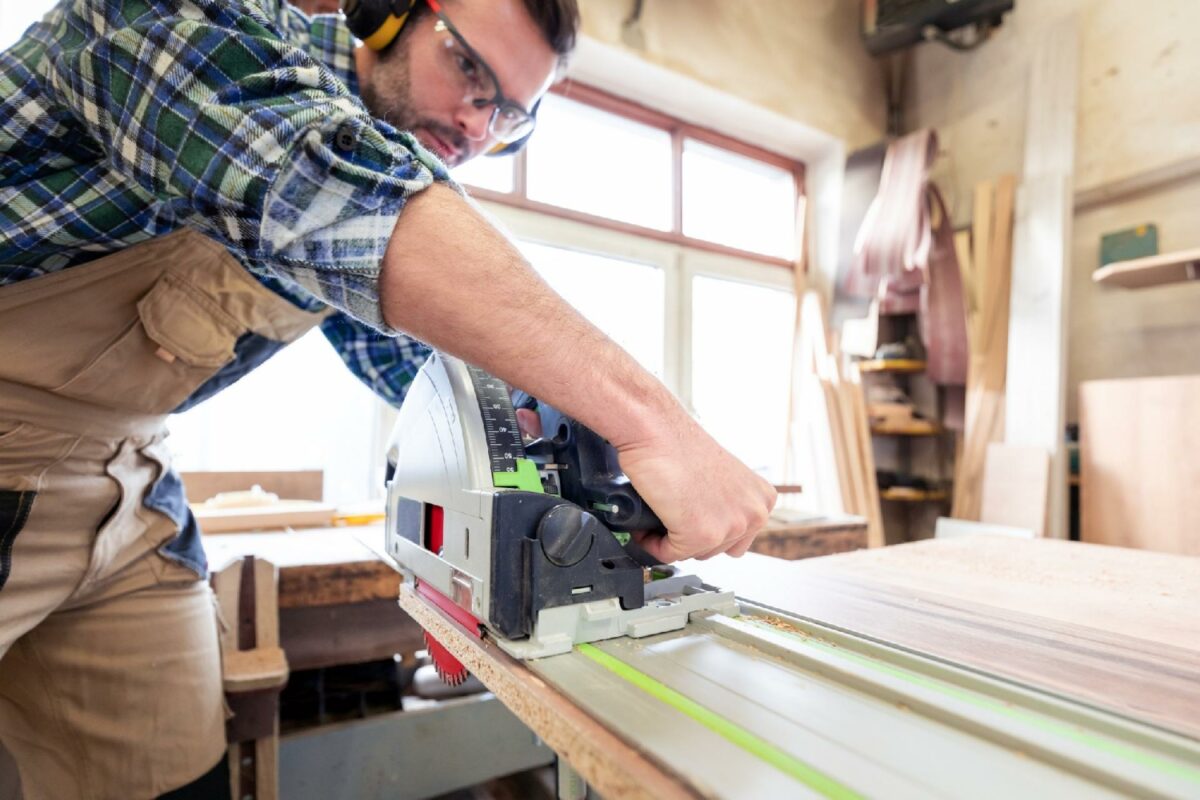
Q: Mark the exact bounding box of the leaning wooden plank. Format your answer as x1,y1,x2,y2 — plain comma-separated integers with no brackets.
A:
398,584,698,800
846,364,884,548
979,443,1049,536
1004,14,1078,539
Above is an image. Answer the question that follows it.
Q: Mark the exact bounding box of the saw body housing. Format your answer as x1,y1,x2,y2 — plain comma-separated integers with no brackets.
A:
384,353,735,659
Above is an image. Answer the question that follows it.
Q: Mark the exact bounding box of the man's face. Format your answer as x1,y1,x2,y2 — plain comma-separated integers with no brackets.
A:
359,0,559,167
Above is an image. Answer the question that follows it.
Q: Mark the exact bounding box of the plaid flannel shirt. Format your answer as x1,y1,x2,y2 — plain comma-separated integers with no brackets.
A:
0,0,446,406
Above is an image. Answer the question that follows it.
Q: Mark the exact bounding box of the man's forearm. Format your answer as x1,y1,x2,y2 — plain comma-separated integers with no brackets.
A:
379,183,679,450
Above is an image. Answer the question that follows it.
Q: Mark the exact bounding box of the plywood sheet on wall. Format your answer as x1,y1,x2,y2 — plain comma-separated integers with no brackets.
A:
1079,376,1200,555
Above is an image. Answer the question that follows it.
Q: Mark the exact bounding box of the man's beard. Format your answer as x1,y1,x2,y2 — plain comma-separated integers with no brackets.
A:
360,46,469,167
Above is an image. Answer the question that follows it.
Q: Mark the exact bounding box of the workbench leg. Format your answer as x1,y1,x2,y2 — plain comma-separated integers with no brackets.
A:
556,757,587,800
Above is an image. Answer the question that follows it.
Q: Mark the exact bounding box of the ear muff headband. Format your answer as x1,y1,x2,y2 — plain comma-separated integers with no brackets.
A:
343,0,418,51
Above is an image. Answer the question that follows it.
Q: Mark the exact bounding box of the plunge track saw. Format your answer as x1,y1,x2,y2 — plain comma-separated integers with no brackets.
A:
382,353,735,683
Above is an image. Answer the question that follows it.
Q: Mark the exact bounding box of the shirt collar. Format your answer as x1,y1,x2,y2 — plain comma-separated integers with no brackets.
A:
307,13,361,97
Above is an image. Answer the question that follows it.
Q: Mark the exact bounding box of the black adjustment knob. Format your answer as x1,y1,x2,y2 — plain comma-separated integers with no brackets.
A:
537,505,598,568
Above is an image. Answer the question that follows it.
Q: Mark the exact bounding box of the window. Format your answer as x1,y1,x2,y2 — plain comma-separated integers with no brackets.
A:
521,242,666,378
682,139,798,260
690,275,795,480
0,2,55,50
526,95,674,230
168,329,391,506
459,81,803,271
451,153,515,194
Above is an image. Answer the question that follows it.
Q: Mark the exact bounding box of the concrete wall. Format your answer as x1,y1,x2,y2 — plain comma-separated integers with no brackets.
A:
578,0,886,151
904,0,1200,419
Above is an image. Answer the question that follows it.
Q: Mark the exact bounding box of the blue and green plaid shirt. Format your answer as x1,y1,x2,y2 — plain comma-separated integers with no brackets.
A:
0,0,450,406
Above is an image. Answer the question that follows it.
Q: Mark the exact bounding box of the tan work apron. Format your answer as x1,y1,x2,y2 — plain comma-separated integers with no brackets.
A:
0,229,328,799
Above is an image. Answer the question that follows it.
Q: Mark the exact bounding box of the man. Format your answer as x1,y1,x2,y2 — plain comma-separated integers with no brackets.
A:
0,0,775,796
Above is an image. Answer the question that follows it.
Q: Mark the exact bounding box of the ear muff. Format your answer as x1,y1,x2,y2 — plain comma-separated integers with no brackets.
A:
342,0,418,51
486,99,541,157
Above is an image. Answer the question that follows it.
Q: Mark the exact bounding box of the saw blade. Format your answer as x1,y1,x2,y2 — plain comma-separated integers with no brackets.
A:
424,630,469,685
415,579,482,686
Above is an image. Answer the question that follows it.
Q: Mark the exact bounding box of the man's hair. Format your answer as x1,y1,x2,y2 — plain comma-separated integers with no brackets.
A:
407,0,580,57
520,0,580,57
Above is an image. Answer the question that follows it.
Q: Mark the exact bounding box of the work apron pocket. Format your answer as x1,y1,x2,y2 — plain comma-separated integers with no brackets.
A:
55,274,241,414
0,489,36,593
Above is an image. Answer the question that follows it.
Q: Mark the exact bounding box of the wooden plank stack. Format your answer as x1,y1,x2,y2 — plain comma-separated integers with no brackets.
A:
952,176,1016,521
788,292,884,548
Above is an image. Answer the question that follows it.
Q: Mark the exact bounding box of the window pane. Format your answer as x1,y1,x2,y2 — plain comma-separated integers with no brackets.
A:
168,329,387,506
452,153,515,194
520,241,665,379
691,276,794,482
1,2,57,49
683,139,796,260
526,95,672,231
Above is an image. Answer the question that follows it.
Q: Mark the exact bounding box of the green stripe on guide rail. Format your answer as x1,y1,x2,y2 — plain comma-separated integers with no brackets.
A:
577,643,864,799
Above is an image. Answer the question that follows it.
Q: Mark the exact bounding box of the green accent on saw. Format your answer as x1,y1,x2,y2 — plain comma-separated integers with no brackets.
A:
576,643,864,799
492,459,543,493
611,531,631,547
738,618,1200,785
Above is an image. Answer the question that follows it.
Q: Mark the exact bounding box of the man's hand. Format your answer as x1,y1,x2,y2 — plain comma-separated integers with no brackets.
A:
618,417,776,562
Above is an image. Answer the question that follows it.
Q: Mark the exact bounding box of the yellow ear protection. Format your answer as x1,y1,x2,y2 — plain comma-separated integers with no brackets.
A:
342,0,419,52
342,0,539,156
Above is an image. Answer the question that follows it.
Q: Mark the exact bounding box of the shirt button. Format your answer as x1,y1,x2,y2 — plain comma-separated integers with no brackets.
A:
334,124,357,153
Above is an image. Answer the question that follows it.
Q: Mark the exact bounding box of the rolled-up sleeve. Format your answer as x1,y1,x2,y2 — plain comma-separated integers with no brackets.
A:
42,0,450,331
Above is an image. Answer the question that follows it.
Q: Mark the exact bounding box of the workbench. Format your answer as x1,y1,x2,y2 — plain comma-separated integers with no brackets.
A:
400,536,1200,799
748,513,868,560
204,525,424,671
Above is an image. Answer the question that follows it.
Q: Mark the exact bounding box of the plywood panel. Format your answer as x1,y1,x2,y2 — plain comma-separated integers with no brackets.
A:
1079,376,1200,555
979,443,1049,535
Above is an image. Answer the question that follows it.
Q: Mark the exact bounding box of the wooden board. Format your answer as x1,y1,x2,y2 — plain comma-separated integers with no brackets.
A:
193,500,337,533
1079,376,1200,555
181,470,324,503
979,443,1049,535
856,358,925,374
398,538,1200,796
398,584,698,800
1004,14,1079,539
691,540,1200,740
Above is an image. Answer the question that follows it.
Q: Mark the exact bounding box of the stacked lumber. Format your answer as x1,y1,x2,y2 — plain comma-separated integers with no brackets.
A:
787,292,884,548
951,177,1016,520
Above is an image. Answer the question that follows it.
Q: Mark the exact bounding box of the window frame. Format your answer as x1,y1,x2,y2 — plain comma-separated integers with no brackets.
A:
465,80,807,272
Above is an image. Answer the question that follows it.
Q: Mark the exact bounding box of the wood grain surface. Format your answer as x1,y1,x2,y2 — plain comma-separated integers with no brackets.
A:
690,538,1200,739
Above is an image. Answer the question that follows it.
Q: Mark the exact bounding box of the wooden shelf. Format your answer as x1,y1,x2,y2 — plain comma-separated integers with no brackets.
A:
857,358,926,374
880,487,948,503
870,420,940,437
1092,247,1200,289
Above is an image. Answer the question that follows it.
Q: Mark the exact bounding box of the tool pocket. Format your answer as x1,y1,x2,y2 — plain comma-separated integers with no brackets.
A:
0,490,36,593
55,274,241,414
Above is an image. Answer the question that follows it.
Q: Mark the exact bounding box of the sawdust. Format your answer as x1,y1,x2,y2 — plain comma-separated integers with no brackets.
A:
754,615,810,638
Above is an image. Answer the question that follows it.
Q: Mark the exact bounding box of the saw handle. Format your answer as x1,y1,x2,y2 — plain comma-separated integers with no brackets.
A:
597,482,662,532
